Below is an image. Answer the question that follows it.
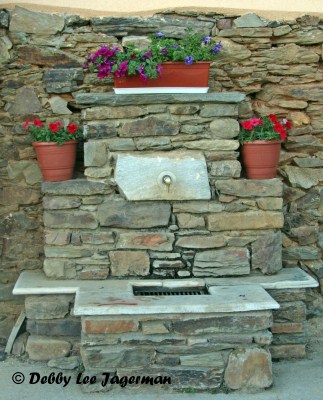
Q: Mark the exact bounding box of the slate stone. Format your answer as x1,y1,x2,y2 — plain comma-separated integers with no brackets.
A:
82,106,147,120
284,166,323,189
10,6,65,34
0,10,9,28
134,137,172,150
210,160,241,178
122,35,151,50
173,201,223,213
273,302,306,323
193,248,250,277
270,344,306,359
282,246,322,260
26,336,71,361
181,139,239,151
117,232,174,251
110,251,150,276
219,27,273,38
209,118,239,138
234,13,268,28
17,46,82,67
27,318,81,337
85,122,119,139
97,200,171,228
42,180,108,195
176,213,205,229
80,231,114,245
75,93,246,106
9,87,41,115
45,231,71,246
176,235,226,249
208,211,283,231
0,35,12,63
44,245,93,258
44,210,98,229
200,104,238,117
256,198,283,211
213,38,251,64
215,179,283,197
49,96,72,115
43,68,83,93
224,348,272,389
25,295,71,320
290,226,318,245
43,196,81,210
119,115,179,137
84,142,107,167
153,260,184,269
252,231,282,274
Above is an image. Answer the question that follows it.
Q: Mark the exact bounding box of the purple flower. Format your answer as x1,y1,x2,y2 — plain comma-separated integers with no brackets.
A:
156,32,165,37
137,65,148,80
113,61,129,78
201,36,211,44
141,50,152,60
156,64,163,77
210,41,223,54
184,55,194,65
161,47,168,55
97,64,112,79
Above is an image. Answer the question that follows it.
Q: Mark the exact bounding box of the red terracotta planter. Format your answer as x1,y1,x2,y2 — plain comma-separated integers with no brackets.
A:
32,141,78,182
113,62,211,94
241,140,281,179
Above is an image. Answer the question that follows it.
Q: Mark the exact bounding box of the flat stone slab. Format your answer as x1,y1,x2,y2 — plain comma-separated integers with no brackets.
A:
115,151,211,200
73,282,279,315
13,268,318,297
75,92,246,106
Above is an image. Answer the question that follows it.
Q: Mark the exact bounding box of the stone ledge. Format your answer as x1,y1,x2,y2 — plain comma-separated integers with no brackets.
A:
75,92,246,106
41,179,110,195
13,268,318,297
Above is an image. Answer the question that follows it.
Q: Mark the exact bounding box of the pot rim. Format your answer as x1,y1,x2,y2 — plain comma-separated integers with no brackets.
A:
32,140,78,147
241,140,282,145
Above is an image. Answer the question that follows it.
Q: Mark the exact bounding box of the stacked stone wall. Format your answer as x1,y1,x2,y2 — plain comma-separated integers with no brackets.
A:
0,6,322,344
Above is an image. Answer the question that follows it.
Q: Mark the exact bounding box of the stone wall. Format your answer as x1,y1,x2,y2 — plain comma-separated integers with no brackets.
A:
0,6,322,344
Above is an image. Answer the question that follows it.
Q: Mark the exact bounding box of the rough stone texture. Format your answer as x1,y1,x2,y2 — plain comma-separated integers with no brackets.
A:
48,356,80,370
176,235,226,249
42,180,108,195
10,6,65,34
83,319,138,334
215,179,283,197
224,348,272,389
26,336,71,361
193,248,250,277
110,251,150,276
120,115,179,137
48,96,72,115
43,69,83,93
210,160,241,178
84,142,107,167
97,200,171,228
44,210,97,229
117,232,174,251
208,211,283,231
209,118,240,139
252,231,282,274
9,87,42,115
25,295,71,319
27,318,81,337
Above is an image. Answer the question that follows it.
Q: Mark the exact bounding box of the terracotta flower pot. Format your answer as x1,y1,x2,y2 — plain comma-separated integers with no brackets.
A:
241,140,281,179
32,141,78,181
113,62,211,94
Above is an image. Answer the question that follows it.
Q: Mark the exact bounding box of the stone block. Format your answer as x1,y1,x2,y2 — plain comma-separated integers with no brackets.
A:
84,142,107,167
25,295,72,319
180,352,225,368
120,115,179,137
180,139,239,151
80,231,114,245
110,251,150,276
208,211,283,231
273,302,306,323
44,210,98,229
153,260,184,269
97,200,171,228
257,197,283,210
234,13,268,28
9,87,42,115
27,318,81,337
141,321,170,334
86,122,119,139
44,246,93,258
122,35,151,50
193,248,250,277
43,68,83,94
282,246,322,260
10,6,65,34
48,356,80,370
209,118,240,139
82,319,138,334
173,201,223,213
172,311,272,335
26,336,71,361
45,230,71,246
169,105,200,114
200,104,238,117
106,138,135,151
284,166,323,189
49,96,72,115
252,231,282,274
270,344,306,359
43,196,81,210
215,179,283,197
177,213,205,229
134,137,172,151
271,323,305,334
117,232,174,251
176,235,226,249
42,180,108,196
82,106,147,120
210,160,241,178
43,259,66,278
224,348,272,390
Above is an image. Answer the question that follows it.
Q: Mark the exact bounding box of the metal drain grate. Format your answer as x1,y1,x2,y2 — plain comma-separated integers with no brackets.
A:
133,286,209,296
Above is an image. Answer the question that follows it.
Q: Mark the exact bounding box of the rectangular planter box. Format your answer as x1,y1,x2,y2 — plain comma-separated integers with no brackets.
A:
113,62,211,94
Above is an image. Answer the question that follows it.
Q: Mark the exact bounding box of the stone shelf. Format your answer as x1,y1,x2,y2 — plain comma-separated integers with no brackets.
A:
13,268,318,296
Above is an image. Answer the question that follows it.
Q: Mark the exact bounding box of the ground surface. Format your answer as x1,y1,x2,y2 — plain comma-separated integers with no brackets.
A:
0,339,323,400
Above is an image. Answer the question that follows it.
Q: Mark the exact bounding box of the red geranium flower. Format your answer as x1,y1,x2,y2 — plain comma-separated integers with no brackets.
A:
22,118,30,129
269,114,277,123
33,119,43,127
67,123,78,135
49,122,60,133
241,120,253,130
